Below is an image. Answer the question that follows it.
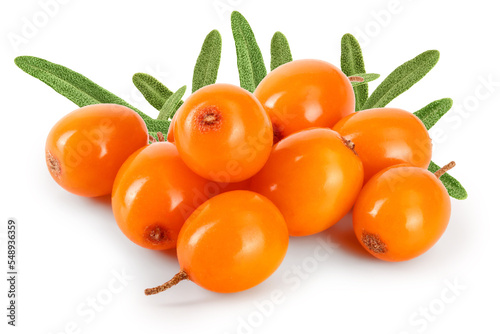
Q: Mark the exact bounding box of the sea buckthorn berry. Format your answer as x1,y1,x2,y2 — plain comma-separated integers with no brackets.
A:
45,104,148,197
173,83,273,182
353,163,454,262
254,59,355,143
112,142,214,250
166,111,177,143
144,190,289,294
250,128,364,237
333,108,432,183
215,178,252,193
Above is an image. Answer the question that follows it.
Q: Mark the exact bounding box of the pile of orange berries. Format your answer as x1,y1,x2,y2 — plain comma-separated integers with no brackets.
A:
45,59,454,295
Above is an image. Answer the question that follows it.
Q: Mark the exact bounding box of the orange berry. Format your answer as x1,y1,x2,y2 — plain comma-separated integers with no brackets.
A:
112,142,212,250
333,108,432,183
215,178,252,193
174,83,273,182
145,191,289,294
353,163,453,261
250,128,364,236
45,104,148,197
254,59,355,143
166,111,177,143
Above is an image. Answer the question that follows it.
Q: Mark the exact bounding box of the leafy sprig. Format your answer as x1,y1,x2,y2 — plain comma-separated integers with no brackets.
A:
414,98,453,130
231,11,267,92
13,11,466,199
339,33,465,199
157,86,186,121
192,30,222,93
132,73,176,111
15,56,149,119
361,50,440,110
270,32,293,70
341,34,369,111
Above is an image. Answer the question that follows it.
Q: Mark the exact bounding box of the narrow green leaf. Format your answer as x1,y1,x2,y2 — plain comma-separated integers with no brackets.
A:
157,86,186,121
341,34,368,111
145,119,170,133
14,56,151,120
14,56,170,134
231,11,267,92
270,31,293,71
414,98,453,130
133,73,174,111
192,30,222,93
362,50,440,110
349,73,380,87
428,161,468,200
341,34,366,76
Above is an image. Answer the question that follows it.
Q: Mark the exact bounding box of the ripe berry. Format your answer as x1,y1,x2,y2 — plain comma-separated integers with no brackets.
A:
144,190,289,294
333,108,432,183
112,142,212,250
166,111,177,143
45,104,148,197
174,83,273,183
353,162,454,261
250,128,364,236
254,59,355,143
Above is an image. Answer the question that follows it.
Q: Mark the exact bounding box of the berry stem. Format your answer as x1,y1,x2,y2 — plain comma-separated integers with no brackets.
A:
348,76,364,83
434,161,456,179
156,131,165,142
144,271,188,296
340,136,358,156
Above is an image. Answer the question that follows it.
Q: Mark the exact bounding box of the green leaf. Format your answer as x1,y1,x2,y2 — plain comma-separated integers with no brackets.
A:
428,161,468,200
270,31,293,71
341,34,368,111
414,98,453,130
349,73,380,87
192,30,222,93
362,50,440,110
14,56,151,120
133,73,175,111
157,86,186,121
145,119,170,133
231,11,267,92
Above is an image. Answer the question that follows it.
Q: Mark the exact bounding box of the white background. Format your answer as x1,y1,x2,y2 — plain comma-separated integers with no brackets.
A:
1,0,499,333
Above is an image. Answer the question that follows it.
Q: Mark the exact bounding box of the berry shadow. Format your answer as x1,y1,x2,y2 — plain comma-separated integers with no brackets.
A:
324,211,374,260
152,278,283,308
87,194,112,207
157,247,178,259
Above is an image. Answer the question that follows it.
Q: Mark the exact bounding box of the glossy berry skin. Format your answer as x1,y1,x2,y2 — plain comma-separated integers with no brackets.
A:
174,83,273,183
333,108,432,183
177,190,289,293
112,142,213,250
166,112,177,143
45,104,148,197
250,128,364,236
353,165,451,262
254,59,355,143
